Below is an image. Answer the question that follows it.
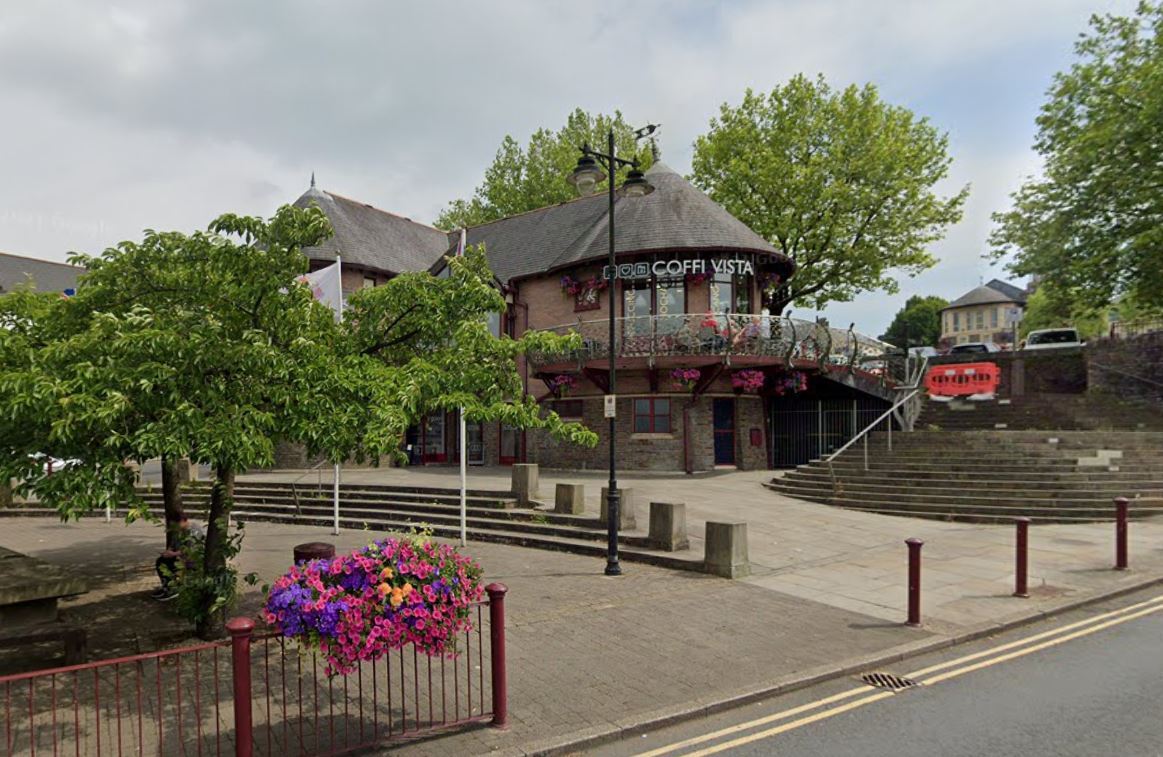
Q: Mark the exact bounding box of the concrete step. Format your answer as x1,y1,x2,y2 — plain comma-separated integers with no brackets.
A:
768,481,1149,509
782,471,1163,491
786,466,1163,483
773,478,1162,500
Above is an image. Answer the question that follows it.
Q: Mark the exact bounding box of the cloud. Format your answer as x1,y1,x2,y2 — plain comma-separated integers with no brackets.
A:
0,0,1140,335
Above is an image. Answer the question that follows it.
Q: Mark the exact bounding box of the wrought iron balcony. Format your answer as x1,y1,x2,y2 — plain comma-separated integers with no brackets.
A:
529,313,896,374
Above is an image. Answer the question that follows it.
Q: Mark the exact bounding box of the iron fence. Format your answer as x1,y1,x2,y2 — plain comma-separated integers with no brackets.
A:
0,587,507,756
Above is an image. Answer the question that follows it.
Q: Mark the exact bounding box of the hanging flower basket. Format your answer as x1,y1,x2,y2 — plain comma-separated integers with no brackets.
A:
685,271,713,285
545,373,578,397
670,367,701,392
731,369,765,393
758,271,783,292
560,274,607,296
771,370,809,396
264,537,485,676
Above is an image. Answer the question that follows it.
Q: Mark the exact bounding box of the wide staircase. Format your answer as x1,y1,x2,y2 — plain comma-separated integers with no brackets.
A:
3,480,700,570
767,393,1163,522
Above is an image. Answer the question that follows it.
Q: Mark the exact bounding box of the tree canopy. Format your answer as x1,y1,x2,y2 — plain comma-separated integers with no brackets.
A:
0,205,595,637
435,109,654,230
690,75,968,313
990,2,1163,311
879,295,949,348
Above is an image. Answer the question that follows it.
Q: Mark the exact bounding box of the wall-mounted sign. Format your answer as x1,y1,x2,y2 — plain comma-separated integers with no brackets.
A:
603,257,755,281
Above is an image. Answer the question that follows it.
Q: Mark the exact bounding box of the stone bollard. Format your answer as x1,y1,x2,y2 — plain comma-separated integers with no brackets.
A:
0,479,12,509
554,483,585,515
124,461,144,487
175,458,199,483
511,464,539,506
293,542,335,564
649,502,689,551
600,487,636,530
704,521,749,578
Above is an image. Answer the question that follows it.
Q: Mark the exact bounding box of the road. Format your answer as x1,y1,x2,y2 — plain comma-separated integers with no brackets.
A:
596,588,1163,757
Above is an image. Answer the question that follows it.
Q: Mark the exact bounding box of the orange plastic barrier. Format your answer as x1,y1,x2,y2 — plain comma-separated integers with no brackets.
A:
924,362,1000,397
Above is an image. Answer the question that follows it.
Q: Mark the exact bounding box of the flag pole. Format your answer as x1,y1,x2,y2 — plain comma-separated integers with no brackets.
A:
457,229,468,547
333,253,343,537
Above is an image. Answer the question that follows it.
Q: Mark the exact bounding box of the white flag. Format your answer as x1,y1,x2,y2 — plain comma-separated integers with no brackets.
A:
298,262,343,320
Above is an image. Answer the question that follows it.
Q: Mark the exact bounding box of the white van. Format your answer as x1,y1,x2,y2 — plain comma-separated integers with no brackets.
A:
1023,328,1083,351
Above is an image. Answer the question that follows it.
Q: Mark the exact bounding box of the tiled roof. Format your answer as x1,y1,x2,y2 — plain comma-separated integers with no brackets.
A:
0,251,84,293
462,162,791,283
294,187,450,275
984,278,1028,304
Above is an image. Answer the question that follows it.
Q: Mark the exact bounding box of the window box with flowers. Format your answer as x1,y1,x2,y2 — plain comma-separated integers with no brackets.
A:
772,370,809,395
670,367,701,392
560,273,607,312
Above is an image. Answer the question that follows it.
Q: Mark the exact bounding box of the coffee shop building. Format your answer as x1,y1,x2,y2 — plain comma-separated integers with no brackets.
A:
293,164,894,472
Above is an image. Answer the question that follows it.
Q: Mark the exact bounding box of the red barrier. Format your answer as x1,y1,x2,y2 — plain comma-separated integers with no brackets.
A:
924,362,1001,397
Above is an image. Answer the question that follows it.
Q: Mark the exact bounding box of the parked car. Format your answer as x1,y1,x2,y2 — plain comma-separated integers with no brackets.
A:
949,342,1001,354
1023,328,1083,351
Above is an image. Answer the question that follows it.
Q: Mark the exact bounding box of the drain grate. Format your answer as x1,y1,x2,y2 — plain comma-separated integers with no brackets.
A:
860,672,918,691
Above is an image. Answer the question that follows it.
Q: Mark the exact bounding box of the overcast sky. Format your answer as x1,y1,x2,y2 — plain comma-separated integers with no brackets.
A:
0,0,1136,336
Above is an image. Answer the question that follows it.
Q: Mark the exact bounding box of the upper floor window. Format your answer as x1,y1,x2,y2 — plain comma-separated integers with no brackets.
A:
623,277,686,335
953,312,960,331
710,273,752,315
991,308,999,328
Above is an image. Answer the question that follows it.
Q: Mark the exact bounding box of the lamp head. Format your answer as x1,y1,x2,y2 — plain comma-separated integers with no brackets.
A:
567,153,606,197
618,167,654,198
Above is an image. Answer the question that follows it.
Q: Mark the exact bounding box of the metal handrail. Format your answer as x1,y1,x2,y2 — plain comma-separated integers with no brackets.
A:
825,386,921,464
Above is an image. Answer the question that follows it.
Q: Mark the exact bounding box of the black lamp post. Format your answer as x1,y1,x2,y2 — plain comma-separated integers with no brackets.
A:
567,124,657,576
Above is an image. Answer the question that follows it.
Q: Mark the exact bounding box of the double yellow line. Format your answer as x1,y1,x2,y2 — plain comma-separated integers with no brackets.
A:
635,593,1163,757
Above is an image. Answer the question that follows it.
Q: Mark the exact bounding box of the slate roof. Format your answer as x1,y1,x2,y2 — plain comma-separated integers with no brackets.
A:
294,186,450,275
984,278,1028,304
0,251,84,294
459,162,791,284
944,283,1025,309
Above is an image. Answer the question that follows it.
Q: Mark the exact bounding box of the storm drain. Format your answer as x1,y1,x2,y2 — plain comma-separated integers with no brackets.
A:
859,672,918,691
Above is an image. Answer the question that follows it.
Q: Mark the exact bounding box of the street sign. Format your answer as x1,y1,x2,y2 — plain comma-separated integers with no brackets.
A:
604,394,616,418
1005,307,1022,326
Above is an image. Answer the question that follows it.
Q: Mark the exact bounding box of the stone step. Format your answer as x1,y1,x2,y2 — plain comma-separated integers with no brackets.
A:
138,489,516,511
774,478,1161,500
769,481,1151,509
782,471,1163,490
786,466,1163,483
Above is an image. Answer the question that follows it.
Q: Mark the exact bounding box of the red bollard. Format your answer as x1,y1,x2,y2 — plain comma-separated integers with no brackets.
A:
1115,497,1129,570
905,538,923,627
486,583,509,729
1014,517,1030,598
227,617,255,757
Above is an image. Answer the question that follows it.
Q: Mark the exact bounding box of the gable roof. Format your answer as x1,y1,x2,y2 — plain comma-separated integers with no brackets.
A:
944,283,1024,309
460,162,791,283
0,251,84,294
294,186,450,275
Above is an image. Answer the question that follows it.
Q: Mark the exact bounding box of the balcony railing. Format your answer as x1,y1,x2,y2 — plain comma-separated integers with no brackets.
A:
529,313,896,373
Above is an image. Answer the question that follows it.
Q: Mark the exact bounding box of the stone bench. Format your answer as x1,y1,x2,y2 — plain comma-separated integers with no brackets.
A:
554,483,585,515
648,502,689,551
0,621,87,665
0,546,89,663
704,521,749,578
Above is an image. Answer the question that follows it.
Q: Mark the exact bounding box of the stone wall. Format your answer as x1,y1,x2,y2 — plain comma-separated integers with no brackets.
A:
1086,333,1163,405
928,348,1088,396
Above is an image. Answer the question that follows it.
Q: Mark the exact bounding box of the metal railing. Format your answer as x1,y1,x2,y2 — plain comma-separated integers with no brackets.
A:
1,588,508,756
529,312,898,375
822,356,929,489
1108,317,1163,340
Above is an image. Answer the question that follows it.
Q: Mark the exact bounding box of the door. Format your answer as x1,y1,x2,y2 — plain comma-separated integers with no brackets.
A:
713,398,736,466
467,422,485,466
421,413,446,464
499,425,521,465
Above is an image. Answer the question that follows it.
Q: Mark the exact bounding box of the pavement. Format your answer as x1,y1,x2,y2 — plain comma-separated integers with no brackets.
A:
4,465,1163,755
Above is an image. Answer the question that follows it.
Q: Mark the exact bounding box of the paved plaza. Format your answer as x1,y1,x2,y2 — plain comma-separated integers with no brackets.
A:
4,467,1162,754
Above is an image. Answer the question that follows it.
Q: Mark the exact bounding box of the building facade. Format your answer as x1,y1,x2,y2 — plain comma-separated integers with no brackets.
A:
0,251,84,295
939,279,1027,348
292,165,896,472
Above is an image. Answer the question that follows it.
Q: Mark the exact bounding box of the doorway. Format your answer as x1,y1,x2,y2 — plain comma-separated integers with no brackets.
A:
712,398,736,466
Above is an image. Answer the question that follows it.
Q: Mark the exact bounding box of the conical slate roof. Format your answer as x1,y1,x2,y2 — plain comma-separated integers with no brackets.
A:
945,284,1024,309
294,186,449,275
463,162,792,283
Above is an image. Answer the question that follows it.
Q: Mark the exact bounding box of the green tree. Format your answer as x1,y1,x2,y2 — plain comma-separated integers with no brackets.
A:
879,295,949,348
1,207,595,639
1018,286,1108,341
690,75,968,314
435,109,654,230
991,3,1163,311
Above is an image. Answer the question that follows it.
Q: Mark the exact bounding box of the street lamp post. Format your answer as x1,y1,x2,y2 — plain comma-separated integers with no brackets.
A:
568,124,656,576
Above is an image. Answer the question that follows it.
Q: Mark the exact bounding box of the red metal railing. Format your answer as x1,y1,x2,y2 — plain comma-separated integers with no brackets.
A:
0,584,508,756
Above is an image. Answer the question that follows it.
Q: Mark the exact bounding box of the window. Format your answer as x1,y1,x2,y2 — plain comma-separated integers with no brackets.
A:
362,276,376,289
633,398,671,434
623,278,687,336
953,312,960,331
553,400,584,419
991,307,999,328
709,273,752,316
976,311,985,329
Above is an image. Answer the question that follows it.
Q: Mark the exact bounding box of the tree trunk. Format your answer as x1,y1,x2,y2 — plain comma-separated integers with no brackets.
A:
160,455,186,551
196,464,234,640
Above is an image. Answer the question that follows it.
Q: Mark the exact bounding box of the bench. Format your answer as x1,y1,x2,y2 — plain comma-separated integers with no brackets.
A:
0,546,89,665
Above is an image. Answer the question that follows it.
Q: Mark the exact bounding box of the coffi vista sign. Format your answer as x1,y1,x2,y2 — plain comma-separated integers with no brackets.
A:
603,256,755,281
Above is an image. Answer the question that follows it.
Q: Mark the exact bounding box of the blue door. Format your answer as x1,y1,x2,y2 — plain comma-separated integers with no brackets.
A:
713,398,736,466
